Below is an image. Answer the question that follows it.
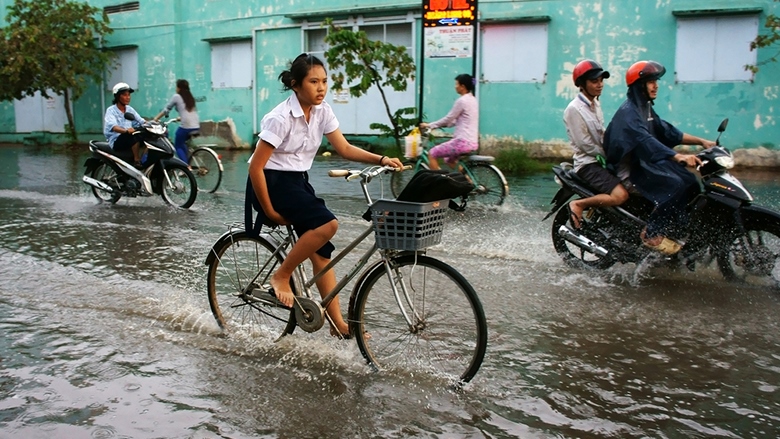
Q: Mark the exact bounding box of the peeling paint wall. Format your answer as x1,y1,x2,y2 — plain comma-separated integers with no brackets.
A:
0,0,777,152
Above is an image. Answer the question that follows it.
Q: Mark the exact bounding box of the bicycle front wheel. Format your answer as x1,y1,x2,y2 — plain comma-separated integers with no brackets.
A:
467,162,508,206
206,231,296,338
390,160,427,198
351,254,487,384
189,148,222,193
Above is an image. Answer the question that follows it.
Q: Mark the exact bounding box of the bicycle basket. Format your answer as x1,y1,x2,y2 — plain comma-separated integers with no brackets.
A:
370,199,447,250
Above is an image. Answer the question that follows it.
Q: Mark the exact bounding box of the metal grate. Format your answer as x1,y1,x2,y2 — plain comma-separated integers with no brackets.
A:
104,2,140,14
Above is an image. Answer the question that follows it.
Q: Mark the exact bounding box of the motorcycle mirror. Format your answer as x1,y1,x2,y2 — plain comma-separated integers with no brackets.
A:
124,112,136,121
715,118,729,146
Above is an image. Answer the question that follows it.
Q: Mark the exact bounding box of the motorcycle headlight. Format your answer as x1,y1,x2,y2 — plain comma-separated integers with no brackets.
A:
554,175,563,187
715,155,734,169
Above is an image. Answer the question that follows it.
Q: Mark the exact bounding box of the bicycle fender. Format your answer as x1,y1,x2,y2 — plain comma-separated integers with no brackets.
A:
194,146,224,171
204,230,286,266
346,251,423,319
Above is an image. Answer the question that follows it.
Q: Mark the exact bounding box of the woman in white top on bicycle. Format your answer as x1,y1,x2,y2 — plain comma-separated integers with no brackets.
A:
153,79,199,163
419,73,479,170
247,53,402,337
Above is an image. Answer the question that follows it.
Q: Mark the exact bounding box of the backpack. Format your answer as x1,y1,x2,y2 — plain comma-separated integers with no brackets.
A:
396,169,473,203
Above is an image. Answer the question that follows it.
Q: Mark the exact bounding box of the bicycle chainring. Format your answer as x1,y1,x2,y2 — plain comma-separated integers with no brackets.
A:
294,297,325,332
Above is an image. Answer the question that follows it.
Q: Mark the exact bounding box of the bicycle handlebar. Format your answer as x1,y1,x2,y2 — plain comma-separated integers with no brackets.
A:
328,164,411,181
328,165,402,181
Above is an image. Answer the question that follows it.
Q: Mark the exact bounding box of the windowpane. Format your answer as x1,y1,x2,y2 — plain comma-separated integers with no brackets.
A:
307,28,328,53
675,15,757,82
211,41,252,88
386,23,413,47
363,24,384,42
482,23,547,83
106,48,138,91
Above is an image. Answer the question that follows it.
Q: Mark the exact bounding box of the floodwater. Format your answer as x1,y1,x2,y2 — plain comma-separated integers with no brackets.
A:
1,144,779,438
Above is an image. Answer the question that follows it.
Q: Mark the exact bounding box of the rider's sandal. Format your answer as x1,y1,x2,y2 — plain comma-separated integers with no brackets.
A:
566,202,582,229
329,327,370,340
641,230,682,255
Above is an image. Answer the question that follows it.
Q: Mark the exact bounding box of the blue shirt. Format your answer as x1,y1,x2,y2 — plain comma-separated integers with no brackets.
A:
103,104,145,147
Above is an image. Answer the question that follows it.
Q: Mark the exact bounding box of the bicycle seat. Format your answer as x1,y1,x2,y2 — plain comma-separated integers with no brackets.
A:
186,131,201,140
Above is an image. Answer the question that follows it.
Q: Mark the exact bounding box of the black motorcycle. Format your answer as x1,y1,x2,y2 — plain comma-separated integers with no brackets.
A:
82,114,198,208
544,119,780,289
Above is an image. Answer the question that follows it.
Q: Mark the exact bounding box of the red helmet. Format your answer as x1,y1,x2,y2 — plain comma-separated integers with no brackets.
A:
572,59,610,87
626,60,666,86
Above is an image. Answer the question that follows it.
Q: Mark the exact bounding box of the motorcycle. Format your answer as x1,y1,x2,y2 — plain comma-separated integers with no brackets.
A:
82,113,198,208
544,119,780,289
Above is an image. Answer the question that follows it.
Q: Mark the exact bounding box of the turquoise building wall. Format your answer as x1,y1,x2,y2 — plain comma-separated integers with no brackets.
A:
0,0,778,152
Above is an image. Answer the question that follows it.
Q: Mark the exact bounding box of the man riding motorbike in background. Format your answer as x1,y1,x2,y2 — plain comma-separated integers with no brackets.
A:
104,82,146,168
604,60,715,255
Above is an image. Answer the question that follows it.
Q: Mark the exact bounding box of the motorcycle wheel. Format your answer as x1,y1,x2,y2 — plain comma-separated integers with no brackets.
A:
160,164,198,208
90,163,122,204
551,205,615,270
716,216,780,290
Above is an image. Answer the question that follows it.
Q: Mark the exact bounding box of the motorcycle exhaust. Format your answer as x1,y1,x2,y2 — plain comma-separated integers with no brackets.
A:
82,175,114,193
557,225,609,257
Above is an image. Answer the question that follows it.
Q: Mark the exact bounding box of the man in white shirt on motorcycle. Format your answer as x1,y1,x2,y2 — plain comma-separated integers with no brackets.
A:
563,59,629,229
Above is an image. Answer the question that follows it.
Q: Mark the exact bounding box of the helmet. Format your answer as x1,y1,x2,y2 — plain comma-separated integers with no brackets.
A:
626,61,665,86
572,59,610,87
112,82,134,95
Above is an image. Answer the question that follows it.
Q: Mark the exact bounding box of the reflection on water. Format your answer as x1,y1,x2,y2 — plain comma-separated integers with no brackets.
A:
0,145,779,437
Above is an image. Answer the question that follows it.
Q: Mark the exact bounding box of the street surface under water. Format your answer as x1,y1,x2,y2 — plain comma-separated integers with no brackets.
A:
0,144,779,438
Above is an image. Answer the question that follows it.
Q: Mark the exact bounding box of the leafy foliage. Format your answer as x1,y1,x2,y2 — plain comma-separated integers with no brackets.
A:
322,18,417,146
746,2,780,73
0,0,113,142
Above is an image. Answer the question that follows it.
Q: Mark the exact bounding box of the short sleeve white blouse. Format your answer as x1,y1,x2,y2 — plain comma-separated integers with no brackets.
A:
251,93,339,172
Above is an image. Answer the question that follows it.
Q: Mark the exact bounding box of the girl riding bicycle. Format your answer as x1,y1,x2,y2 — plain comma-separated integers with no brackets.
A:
246,53,402,337
419,73,479,170
153,79,199,163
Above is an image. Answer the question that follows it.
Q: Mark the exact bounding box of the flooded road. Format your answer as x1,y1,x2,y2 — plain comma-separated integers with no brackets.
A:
1,144,779,438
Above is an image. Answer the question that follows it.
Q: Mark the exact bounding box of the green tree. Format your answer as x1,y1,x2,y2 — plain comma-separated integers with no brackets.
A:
747,2,780,73
0,0,113,143
322,18,417,147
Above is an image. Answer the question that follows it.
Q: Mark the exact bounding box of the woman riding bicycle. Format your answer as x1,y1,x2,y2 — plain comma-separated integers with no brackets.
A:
246,53,402,338
153,79,199,163
419,73,479,170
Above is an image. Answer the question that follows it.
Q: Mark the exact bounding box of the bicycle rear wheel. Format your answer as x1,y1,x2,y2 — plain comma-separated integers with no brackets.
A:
390,160,426,198
351,254,487,384
467,162,508,206
206,231,296,338
189,148,222,193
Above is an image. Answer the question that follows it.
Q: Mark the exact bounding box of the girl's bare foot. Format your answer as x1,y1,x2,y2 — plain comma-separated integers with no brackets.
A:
269,275,294,307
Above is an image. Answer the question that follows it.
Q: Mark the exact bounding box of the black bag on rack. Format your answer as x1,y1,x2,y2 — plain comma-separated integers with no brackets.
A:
363,169,473,221
396,169,473,203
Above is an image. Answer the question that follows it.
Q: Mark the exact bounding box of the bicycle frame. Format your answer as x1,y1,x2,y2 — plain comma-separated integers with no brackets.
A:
411,136,481,187
255,166,425,332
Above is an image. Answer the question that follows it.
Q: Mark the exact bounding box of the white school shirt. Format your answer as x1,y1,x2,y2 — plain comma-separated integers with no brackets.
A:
563,92,606,172
249,93,339,172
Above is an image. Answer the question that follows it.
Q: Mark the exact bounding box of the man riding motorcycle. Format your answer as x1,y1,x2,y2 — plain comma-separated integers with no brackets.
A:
104,82,146,168
604,60,715,255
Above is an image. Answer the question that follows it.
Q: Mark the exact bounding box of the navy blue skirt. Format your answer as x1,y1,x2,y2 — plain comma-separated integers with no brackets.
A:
246,170,336,258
